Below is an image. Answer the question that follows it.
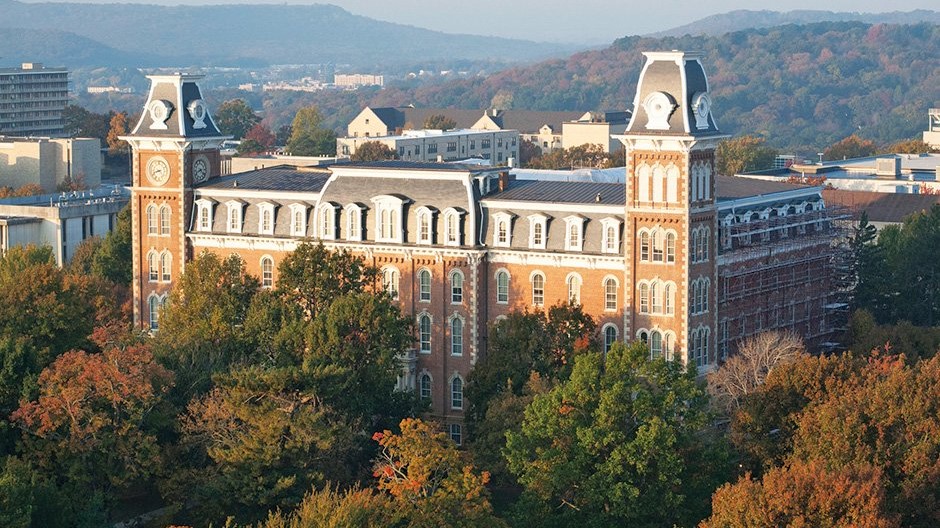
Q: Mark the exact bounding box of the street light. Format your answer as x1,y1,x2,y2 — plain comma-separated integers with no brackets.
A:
817,152,824,164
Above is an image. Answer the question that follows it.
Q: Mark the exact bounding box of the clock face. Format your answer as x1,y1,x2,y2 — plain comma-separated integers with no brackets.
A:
193,158,209,183
146,156,171,186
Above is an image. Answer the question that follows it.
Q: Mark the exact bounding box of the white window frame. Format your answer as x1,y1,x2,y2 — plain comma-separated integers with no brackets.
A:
531,270,545,307
603,323,618,353
147,250,158,282
492,211,513,247
289,203,308,237
344,203,364,242
418,268,432,303
442,207,465,247
225,200,245,234
260,255,274,288
160,250,171,282
194,199,214,232
414,206,436,245
420,372,432,399
318,202,337,240
449,315,464,357
418,312,432,354
604,275,618,311
146,204,158,235
449,423,462,445
382,266,400,300
600,217,621,254
450,269,464,304
450,374,464,409
495,269,510,304
257,202,276,236
372,195,409,244
564,215,585,252
528,213,548,250
159,205,171,236
566,272,582,305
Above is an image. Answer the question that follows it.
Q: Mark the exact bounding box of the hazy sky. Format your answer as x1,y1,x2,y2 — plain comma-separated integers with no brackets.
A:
18,0,940,43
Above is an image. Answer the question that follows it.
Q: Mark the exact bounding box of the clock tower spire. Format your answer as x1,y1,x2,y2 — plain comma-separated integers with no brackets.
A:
122,73,229,329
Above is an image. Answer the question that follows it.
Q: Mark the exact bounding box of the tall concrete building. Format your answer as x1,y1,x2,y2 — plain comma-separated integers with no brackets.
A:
0,63,70,137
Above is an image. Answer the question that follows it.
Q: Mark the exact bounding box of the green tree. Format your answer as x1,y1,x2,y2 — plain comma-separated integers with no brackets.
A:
824,134,877,161
882,138,935,154
518,139,543,166
215,99,261,140
243,485,403,528
423,113,457,130
274,243,378,319
504,341,712,527
349,141,398,161
287,106,337,156
716,135,778,175
62,105,110,141
91,203,132,285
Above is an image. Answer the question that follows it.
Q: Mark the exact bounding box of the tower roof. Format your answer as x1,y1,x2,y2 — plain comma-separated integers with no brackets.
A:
129,73,224,139
624,51,721,137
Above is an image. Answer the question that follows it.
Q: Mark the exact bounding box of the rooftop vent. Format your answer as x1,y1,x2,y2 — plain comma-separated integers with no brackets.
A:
875,157,901,179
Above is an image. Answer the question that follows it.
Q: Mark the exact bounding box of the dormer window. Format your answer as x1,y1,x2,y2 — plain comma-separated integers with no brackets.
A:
600,217,621,254
442,207,465,247
345,203,365,242
257,202,276,236
318,202,338,240
372,195,409,244
564,215,586,252
225,200,245,234
194,198,215,232
289,204,308,237
528,213,548,250
415,206,437,245
492,212,514,247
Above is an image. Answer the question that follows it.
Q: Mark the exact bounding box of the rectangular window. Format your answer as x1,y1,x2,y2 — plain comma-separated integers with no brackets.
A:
447,142,457,152
449,423,462,445
481,139,491,149
428,143,438,153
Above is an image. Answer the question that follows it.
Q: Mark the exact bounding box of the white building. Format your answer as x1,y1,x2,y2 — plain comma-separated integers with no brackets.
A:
337,128,520,164
0,137,102,192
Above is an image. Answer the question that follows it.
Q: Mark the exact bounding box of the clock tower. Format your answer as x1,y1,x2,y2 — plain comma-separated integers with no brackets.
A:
616,52,728,370
122,74,228,329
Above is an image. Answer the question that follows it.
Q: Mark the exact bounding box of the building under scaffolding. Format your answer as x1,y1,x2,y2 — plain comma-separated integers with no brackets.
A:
715,177,855,357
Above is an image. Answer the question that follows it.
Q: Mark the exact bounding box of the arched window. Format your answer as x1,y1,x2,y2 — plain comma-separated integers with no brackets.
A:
531,220,545,248
664,332,675,361
450,270,464,303
604,324,618,353
651,230,663,262
567,273,582,305
228,204,241,233
346,206,362,241
496,218,509,245
450,316,463,356
319,204,335,239
639,231,650,261
148,251,158,282
417,209,432,244
605,225,617,252
691,165,700,202
160,251,171,282
666,165,679,203
260,208,273,234
637,164,651,202
664,283,674,315
449,423,462,445
666,232,676,263
451,376,463,409
160,205,171,236
198,204,211,231
652,164,665,202
701,228,710,261
445,211,460,245
261,256,274,288
650,331,663,358
418,269,431,302
496,270,509,304
638,282,650,313
604,277,618,311
382,267,400,300
531,272,545,306
420,373,431,400
651,281,662,313
638,330,649,344
567,221,581,250
148,295,160,330
146,204,158,235
418,314,431,353
293,208,305,236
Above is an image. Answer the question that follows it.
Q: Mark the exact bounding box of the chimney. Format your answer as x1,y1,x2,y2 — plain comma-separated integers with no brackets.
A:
507,156,516,168
498,171,512,192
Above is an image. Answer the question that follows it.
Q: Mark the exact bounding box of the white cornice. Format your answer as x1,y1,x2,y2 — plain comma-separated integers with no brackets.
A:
482,201,624,215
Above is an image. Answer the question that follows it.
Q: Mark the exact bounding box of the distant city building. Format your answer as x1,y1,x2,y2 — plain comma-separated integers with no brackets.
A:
738,153,940,194
0,185,128,264
262,78,324,92
0,63,70,137
333,73,384,88
0,137,102,192
86,86,134,94
562,111,630,153
237,83,257,92
924,108,940,150
337,128,520,164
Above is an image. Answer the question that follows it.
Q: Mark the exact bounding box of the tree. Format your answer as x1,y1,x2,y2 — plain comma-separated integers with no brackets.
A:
518,139,542,166
504,342,712,527
526,143,620,169
882,138,935,154
154,252,259,400
274,243,378,320
106,111,129,157
91,203,132,285
287,106,337,156
703,459,898,528
237,124,276,155
844,310,940,362
349,141,398,161
242,485,403,528
824,134,877,161
215,99,261,140
716,135,778,175
423,114,457,131
707,330,805,415
11,344,172,497
62,105,109,141
372,418,503,527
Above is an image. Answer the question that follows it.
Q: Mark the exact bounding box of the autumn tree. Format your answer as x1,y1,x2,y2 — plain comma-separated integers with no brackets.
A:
844,310,940,361
215,99,261,140
716,135,778,175
373,418,503,527
882,138,935,154
237,123,276,155
423,113,457,131
526,143,620,169
12,345,172,501
518,139,543,166
824,134,877,161
504,342,714,526
241,485,403,528
106,111,129,157
707,330,805,415
349,141,398,161
703,459,898,528
286,106,337,156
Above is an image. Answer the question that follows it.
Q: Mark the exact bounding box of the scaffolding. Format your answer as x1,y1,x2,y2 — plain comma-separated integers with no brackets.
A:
717,204,855,357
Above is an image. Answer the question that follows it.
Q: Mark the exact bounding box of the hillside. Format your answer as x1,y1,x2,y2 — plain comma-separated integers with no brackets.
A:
271,21,936,154
0,27,169,67
654,9,940,37
0,0,572,68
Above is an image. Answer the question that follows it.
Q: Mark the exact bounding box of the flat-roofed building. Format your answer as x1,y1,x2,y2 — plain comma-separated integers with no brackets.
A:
0,137,101,192
0,63,69,137
337,128,520,164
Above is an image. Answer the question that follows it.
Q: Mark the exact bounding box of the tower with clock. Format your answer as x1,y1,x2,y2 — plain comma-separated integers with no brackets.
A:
121,74,228,329
615,51,728,369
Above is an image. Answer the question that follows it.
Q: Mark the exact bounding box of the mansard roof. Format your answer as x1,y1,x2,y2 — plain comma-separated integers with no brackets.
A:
198,166,330,192
486,180,626,206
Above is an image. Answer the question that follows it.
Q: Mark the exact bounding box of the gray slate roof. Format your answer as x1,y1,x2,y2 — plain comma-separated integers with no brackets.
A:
486,180,626,205
342,160,504,172
715,175,812,200
367,107,586,134
199,166,330,192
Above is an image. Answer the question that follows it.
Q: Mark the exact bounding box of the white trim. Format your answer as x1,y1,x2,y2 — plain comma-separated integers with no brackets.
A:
563,215,586,252
600,217,621,254
225,200,244,234
485,200,622,215
344,203,364,242
259,254,275,288
256,201,276,236
288,203,308,237
492,211,514,248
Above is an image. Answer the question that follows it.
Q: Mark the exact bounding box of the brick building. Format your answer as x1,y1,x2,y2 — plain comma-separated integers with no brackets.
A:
125,53,847,442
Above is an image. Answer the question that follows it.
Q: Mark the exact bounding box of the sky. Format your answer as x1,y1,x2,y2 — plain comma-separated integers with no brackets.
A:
17,0,940,44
